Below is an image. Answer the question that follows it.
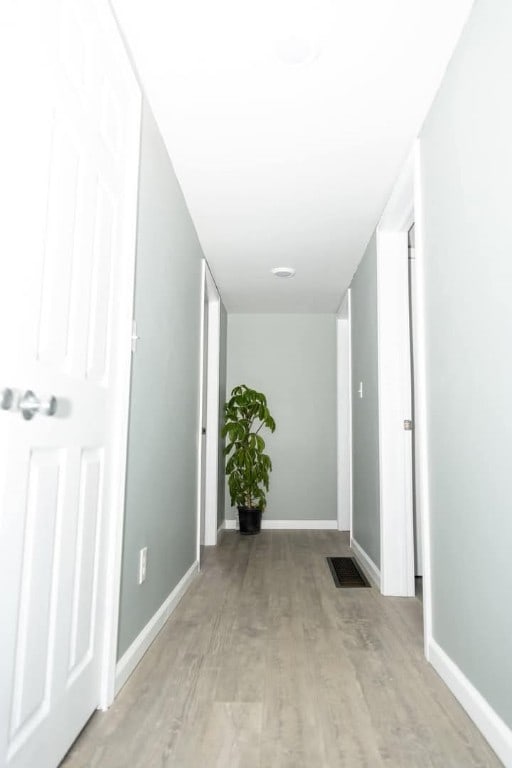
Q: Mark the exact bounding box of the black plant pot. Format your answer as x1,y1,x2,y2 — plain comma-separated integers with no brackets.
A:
237,506,262,535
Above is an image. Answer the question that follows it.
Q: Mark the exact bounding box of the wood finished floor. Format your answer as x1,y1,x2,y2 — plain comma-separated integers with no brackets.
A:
62,531,501,767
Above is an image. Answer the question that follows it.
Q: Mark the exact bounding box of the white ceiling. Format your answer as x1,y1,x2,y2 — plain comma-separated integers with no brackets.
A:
112,0,474,313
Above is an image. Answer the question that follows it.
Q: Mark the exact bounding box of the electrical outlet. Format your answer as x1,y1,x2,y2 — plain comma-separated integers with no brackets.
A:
138,547,147,584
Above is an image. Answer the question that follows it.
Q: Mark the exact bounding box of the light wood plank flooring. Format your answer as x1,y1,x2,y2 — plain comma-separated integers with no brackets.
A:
62,531,501,767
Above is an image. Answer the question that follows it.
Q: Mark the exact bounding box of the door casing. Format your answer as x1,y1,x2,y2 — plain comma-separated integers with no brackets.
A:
197,261,221,555
376,154,415,598
336,290,352,533
373,143,432,654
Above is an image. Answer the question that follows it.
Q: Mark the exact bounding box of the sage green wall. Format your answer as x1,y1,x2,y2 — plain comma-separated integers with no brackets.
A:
350,234,380,566
217,302,228,529
118,100,203,658
225,314,337,521
420,0,512,726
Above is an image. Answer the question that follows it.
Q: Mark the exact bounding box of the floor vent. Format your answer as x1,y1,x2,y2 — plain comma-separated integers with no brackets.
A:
326,557,371,588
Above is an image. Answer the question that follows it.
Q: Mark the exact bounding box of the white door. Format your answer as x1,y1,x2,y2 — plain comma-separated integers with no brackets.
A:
0,2,141,767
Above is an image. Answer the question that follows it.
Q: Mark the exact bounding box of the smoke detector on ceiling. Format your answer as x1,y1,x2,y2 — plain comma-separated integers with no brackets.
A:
275,34,320,66
271,267,296,278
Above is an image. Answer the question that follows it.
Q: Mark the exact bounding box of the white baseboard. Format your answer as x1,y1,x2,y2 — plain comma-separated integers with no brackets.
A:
115,561,199,695
224,518,337,530
428,639,512,767
350,536,381,589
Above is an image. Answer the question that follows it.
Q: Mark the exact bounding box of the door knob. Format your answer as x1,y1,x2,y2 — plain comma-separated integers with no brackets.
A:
1,388,14,410
19,390,57,420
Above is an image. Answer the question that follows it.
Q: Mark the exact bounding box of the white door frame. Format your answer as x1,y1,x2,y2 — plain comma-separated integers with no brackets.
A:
336,290,352,532
412,142,433,656
376,150,416,598
375,143,432,651
98,7,142,710
197,260,221,557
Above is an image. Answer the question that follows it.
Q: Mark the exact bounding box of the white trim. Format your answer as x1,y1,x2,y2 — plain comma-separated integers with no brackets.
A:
429,639,512,767
224,519,338,530
204,264,221,546
374,150,418,599
408,252,423,576
376,229,415,597
379,154,414,231
196,261,207,563
99,7,142,710
348,290,353,538
412,139,433,657
350,536,381,589
197,260,222,558
336,290,352,532
115,561,199,695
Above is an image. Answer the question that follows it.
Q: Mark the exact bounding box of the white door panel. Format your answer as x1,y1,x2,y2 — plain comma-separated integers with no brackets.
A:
0,1,141,766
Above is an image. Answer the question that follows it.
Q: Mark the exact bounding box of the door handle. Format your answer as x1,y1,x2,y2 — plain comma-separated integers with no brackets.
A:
19,390,57,421
1,388,14,410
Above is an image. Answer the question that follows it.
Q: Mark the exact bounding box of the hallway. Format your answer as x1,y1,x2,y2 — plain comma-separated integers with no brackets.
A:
62,531,499,767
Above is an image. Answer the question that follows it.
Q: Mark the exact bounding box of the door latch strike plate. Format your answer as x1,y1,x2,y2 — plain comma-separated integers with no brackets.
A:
131,320,140,353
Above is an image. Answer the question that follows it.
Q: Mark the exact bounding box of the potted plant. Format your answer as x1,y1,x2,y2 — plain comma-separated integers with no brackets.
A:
222,384,276,534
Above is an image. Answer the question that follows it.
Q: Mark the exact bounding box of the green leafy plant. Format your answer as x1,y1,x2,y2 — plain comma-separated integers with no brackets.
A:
222,385,276,511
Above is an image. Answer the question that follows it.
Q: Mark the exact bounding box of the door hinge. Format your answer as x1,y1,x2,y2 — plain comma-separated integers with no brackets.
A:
131,320,140,353
404,419,413,431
